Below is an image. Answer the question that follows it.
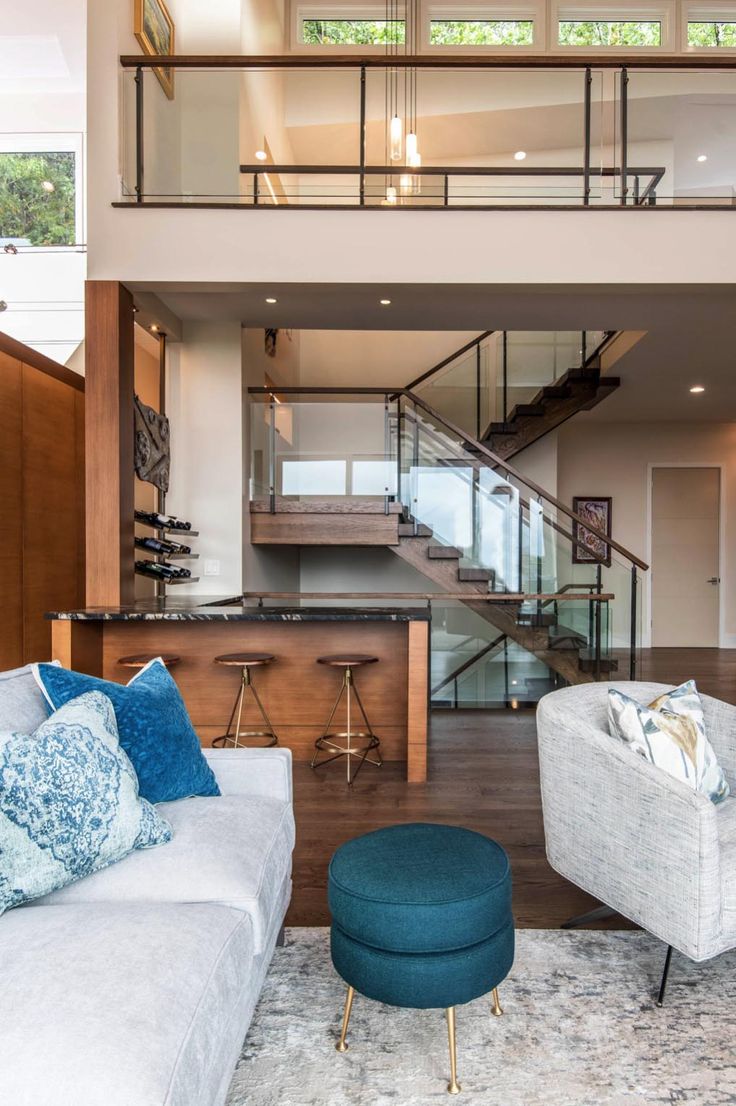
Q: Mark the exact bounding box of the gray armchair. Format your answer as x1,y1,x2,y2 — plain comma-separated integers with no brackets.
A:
536,682,736,1001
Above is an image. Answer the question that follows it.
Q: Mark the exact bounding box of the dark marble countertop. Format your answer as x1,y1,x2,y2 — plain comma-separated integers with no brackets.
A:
46,597,431,622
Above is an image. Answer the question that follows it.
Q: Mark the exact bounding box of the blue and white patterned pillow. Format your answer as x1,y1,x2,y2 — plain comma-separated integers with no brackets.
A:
0,691,172,914
608,680,730,804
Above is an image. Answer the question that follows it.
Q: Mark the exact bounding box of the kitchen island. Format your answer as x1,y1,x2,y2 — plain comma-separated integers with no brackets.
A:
47,598,430,782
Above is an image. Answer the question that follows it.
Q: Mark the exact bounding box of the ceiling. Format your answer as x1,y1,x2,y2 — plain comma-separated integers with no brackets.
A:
129,280,736,423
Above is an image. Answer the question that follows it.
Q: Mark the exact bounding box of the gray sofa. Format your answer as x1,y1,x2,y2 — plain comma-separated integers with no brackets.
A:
0,663,295,1106
537,682,736,964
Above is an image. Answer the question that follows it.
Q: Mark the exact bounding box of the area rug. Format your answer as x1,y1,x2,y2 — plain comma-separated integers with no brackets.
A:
226,928,736,1106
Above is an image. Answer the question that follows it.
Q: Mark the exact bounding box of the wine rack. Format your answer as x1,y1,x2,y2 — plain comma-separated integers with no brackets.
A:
134,512,200,590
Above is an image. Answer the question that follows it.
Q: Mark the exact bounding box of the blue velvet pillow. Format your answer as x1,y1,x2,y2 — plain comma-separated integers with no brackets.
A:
35,659,220,805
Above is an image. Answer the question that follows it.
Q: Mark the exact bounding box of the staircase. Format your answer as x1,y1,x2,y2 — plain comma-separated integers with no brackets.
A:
483,361,620,461
392,522,613,686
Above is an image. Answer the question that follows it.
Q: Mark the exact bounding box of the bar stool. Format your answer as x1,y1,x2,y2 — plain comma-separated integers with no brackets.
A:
311,655,382,786
118,654,180,670
211,653,278,749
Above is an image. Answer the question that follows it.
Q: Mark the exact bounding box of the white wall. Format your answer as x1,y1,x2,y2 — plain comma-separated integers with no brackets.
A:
165,321,243,596
557,419,736,646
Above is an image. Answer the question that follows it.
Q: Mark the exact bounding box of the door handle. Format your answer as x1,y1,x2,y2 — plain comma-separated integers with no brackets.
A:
707,577,720,585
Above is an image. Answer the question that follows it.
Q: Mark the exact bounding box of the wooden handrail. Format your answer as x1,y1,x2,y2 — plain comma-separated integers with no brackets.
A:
0,329,84,392
121,53,736,70
240,592,615,601
405,331,493,391
248,385,649,569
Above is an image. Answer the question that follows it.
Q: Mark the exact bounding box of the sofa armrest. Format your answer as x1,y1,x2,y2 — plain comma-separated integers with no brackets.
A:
203,747,293,804
537,689,722,961
701,693,736,791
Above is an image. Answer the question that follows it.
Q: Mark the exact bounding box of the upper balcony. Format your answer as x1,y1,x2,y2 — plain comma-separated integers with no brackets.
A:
117,53,736,209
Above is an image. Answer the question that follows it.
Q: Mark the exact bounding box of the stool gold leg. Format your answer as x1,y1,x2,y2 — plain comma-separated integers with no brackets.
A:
446,1006,461,1094
491,988,503,1017
336,986,355,1053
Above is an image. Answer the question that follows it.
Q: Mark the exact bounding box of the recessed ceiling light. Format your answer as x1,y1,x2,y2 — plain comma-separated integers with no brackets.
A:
255,150,268,161
514,150,527,161
380,299,391,306
150,324,159,332
265,297,277,304
41,180,55,192
697,154,708,163
690,385,705,393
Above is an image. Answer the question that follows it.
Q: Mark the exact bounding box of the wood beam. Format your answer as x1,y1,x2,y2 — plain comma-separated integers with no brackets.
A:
84,281,135,606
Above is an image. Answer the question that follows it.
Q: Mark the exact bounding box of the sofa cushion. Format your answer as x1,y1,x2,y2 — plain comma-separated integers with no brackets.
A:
35,658,220,805
34,795,294,954
0,661,57,733
0,902,254,1106
0,692,171,915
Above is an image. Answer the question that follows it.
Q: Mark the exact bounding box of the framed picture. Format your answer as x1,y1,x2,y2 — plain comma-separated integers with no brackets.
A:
134,0,175,100
572,496,612,566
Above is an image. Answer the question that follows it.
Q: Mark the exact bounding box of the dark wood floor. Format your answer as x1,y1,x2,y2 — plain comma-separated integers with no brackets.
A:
286,649,735,928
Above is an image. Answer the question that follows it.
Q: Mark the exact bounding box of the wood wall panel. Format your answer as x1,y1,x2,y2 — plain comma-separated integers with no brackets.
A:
85,282,135,606
22,367,84,662
0,352,23,669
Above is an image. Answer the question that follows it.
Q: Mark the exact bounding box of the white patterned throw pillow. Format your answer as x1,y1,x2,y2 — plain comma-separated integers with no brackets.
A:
0,691,172,914
608,680,730,804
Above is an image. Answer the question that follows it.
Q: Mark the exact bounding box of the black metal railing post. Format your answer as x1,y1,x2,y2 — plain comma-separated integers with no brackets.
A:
475,342,482,441
396,395,403,518
411,406,419,533
444,173,449,206
383,394,390,514
581,330,587,365
502,331,508,424
253,174,260,205
594,563,602,677
135,65,144,203
359,65,366,206
583,66,591,207
268,401,276,513
620,66,629,207
629,565,638,679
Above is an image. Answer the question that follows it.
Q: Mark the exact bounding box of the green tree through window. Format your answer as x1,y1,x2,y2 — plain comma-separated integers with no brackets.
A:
430,20,534,45
302,19,405,44
558,20,661,46
0,152,76,246
688,21,736,46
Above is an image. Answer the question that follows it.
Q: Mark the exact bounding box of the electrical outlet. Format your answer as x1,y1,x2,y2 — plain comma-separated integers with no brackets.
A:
203,559,221,577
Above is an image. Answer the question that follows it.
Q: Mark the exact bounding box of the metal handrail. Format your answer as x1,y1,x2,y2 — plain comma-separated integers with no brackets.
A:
248,384,648,569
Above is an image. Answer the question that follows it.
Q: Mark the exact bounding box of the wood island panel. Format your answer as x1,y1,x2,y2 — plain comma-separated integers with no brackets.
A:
51,618,429,780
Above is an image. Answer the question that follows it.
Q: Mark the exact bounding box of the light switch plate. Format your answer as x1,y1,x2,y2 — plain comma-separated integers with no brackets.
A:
203,559,221,576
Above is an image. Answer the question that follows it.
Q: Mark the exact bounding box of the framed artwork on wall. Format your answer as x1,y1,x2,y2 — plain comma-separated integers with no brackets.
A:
134,0,175,100
572,496,612,566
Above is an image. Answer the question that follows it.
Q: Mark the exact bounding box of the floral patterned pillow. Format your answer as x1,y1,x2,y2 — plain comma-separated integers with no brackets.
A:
608,680,730,804
0,691,171,914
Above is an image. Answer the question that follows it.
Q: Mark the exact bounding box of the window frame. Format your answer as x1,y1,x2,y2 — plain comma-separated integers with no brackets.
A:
292,2,408,52
0,132,84,250
684,3,736,51
423,3,543,52
552,1,674,52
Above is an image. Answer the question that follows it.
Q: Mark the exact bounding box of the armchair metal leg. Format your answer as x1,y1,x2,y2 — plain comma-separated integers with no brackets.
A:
446,1006,461,1095
490,987,503,1017
656,945,673,1007
561,904,617,929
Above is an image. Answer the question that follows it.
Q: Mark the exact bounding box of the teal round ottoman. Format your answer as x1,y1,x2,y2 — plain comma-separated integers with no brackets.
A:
328,823,514,1095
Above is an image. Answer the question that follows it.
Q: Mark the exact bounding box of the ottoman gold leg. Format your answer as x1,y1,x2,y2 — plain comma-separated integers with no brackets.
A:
491,988,503,1017
336,986,355,1053
446,1006,461,1094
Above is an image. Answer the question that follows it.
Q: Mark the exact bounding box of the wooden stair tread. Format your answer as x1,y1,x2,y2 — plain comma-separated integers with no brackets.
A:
428,546,462,559
457,567,494,583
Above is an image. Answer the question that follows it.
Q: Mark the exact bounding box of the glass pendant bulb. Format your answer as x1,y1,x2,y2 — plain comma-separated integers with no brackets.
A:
385,185,398,204
406,132,418,163
390,114,403,162
410,152,421,195
400,173,412,194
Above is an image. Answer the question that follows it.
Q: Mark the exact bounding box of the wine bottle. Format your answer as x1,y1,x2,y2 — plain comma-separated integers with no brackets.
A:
135,560,182,580
135,510,192,531
135,536,192,556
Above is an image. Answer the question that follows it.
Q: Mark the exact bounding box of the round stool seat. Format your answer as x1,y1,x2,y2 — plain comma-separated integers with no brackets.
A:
214,653,274,667
118,653,180,669
317,654,378,668
329,823,514,1010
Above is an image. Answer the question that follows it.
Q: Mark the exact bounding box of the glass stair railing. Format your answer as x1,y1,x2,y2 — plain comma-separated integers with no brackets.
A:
249,381,646,702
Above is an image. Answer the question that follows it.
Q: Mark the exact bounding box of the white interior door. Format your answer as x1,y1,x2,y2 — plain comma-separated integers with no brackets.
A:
651,467,720,647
